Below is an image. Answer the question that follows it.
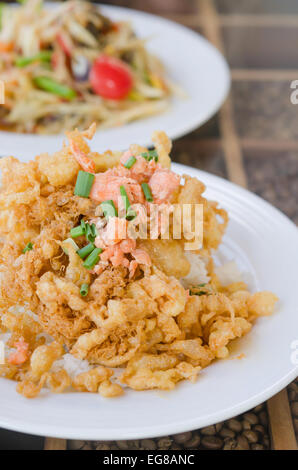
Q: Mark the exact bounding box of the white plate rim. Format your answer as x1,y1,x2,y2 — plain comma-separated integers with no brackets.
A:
0,163,297,440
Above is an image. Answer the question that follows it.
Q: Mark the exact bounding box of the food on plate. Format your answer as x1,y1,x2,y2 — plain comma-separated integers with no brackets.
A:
0,125,278,398
0,0,177,134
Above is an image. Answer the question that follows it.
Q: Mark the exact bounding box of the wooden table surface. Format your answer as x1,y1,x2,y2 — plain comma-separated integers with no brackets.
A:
1,0,297,451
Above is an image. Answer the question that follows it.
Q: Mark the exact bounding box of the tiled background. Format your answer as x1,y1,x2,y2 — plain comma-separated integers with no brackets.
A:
0,0,297,450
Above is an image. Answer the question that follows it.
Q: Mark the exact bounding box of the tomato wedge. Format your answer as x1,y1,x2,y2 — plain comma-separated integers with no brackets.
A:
89,55,133,100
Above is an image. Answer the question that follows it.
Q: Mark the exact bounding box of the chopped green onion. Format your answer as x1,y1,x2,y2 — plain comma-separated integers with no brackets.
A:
190,284,209,296
86,223,97,243
120,185,131,212
123,155,136,169
33,76,77,100
77,242,95,259
15,51,52,68
141,183,153,202
23,242,33,253
190,291,207,296
74,171,95,198
141,149,158,162
90,223,97,238
80,283,89,297
70,225,85,238
85,223,93,242
61,238,79,254
120,185,137,220
80,219,86,233
126,207,137,221
101,200,117,219
83,247,102,270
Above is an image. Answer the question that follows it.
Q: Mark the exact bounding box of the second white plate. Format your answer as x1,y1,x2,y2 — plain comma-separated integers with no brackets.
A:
0,4,230,161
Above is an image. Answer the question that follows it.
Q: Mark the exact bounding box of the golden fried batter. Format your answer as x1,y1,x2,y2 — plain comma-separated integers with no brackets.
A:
0,125,278,398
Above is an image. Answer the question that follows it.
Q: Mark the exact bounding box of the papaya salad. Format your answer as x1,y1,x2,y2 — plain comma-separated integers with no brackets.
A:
0,124,278,398
0,0,177,134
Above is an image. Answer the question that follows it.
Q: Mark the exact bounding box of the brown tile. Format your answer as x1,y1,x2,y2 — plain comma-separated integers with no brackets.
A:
170,114,223,177
171,137,227,179
223,26,298,69
244,148,298,224
232,81,298,140
215,0,298,15
100,0,198,15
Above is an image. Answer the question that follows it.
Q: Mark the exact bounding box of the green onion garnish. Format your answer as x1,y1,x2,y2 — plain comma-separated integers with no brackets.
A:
70,225,85,238
119,186,136,220
80,219,86,232
190,291,207,296
120,185,131,213
141,183,153,202
33,76,77,100
85,223,93,242
74,171,95,198
101,200,117,219
23,242,33,253
85,223,97,243
83,247,102,269
123,155,136,169
15,51,52,68
190,284,209,296
61,238,79,254
77,243,95,259
80,283,89,297
90,223,97,238
126,207,137,221
141,149,158,162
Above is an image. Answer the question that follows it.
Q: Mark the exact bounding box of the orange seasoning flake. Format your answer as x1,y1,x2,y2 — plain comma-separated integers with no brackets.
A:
8,337,30,365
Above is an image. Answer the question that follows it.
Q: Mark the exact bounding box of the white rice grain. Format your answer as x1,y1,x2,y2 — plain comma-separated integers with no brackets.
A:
51,353,91,379
214,261,243,286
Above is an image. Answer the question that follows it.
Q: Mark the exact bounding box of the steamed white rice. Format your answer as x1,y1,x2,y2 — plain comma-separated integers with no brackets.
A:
180,252,210,288
214,261,243,286
51,354,92,379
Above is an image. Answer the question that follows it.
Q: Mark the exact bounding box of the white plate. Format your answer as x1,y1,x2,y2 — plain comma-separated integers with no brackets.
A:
0,4,230,161
0,163,297,440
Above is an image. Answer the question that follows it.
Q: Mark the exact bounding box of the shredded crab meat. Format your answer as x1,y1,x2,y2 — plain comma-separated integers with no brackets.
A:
8,337,30,365
84,142,181,274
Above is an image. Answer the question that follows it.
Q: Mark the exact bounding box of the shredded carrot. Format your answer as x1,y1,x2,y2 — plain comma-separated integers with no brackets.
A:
0,41,14,53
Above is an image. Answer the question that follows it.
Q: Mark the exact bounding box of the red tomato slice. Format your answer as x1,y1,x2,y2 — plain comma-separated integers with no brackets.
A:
89,55,133,100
